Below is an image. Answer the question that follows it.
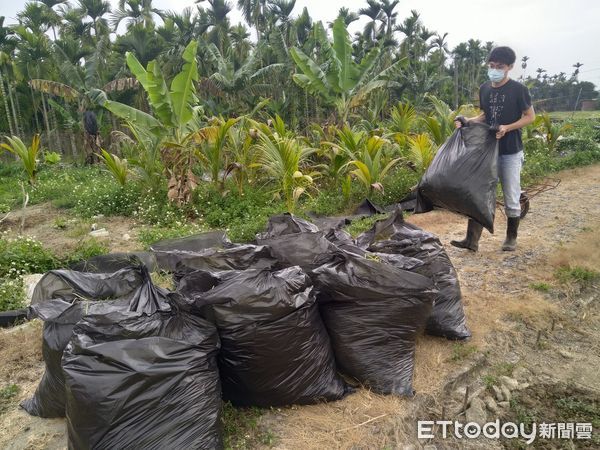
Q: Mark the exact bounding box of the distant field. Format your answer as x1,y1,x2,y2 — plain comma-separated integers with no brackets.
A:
549,110,600,120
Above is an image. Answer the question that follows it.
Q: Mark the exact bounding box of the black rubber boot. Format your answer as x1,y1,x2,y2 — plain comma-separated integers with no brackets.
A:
450,219,483,252
502,217,520,251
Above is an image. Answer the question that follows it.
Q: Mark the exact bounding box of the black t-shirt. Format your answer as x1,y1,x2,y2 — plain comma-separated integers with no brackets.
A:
479,79,532,155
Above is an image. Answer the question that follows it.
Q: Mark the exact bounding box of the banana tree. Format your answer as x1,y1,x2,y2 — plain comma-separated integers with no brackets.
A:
93,40,202,205
290,18,403,124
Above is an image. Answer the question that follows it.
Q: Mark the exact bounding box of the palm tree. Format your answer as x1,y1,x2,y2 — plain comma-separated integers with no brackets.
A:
396,10,420,60
536,67,546,80
236,0,267,39
229,23,252,68
0,51,16,136
572,62,583,79
58,3,92,43
430,32,449,75
378,0,399,43
115,25,164,66
292,7,312,47
334,7,359,27
77,0,111,40
111,0,164,31
0,17,19,136
37,0,68,40
521,55,529,70
12,24,54,146
202,41,284,111
267,0,296,45
359,0,382,46
17,2,51,34
197,0,233,55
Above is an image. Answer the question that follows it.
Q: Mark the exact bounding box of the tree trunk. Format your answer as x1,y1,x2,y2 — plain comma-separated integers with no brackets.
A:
29,83,41,135
453,61,458,110
40,92,53,149
69,130,78,161
49,105,58,152
0,69,16,136
12,84,23,136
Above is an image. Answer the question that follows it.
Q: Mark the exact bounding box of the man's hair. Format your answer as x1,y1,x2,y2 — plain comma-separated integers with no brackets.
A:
487,46,516,65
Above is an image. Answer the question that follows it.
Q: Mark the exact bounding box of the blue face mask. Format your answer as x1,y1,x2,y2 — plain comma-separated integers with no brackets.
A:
488,68,505,83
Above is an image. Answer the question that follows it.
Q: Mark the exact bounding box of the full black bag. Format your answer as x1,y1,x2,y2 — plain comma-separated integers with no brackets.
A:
21,267,168,418
256,214,336,270
176,266,349,407
62,305,222,450
150,231,229,272
172,244,277,280
70,252,158,273
312,251,436,396
415,123,499,232
357,209,471,340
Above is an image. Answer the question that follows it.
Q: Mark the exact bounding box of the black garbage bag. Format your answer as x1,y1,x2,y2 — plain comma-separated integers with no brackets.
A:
312,251,436,396
0,308,28,328
30,267,144,305
172,244,278,284
150,231,229,272
256,214,337,270
415,123,499,232
21,267,168,418
256,213,319,239
357,209,471,340
176,266,349,407
257,231,335,270
62,303,222,450
70,252,158,273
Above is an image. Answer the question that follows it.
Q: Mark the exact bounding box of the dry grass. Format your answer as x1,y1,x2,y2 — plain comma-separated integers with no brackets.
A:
0,321,43,384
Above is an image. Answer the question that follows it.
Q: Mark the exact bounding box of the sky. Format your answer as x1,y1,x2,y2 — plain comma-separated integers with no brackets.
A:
2,0,600,90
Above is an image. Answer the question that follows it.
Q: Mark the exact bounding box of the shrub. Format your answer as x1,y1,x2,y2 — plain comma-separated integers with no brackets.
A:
74,180,140,218
63,239,109,266
0,276,25,311
0,234,56,277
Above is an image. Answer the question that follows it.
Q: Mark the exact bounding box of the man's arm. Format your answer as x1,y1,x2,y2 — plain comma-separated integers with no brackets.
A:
455,112,486,128
467,112,486,124
496,106,536,138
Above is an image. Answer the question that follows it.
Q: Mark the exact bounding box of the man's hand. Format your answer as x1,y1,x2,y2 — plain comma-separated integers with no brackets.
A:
496,125,510,139
454,116,468,129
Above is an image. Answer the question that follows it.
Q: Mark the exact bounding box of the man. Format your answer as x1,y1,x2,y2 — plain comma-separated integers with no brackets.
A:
453,46,535,252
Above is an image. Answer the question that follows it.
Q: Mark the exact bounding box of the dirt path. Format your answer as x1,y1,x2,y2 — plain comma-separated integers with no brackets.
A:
1,164,599,450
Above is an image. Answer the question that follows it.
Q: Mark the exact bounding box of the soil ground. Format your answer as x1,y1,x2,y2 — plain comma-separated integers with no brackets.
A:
1,164,599,450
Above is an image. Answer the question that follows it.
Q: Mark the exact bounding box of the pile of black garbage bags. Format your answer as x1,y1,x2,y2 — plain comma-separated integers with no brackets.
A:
22,209,470,449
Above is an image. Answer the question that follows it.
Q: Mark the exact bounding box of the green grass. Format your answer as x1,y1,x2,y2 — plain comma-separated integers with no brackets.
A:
449,343,478,362
555,265,600,286
0,384,20,415
344,214,387,238
529,282,551,292
556,397,600,428
482,374,498,389
222,403,275,449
